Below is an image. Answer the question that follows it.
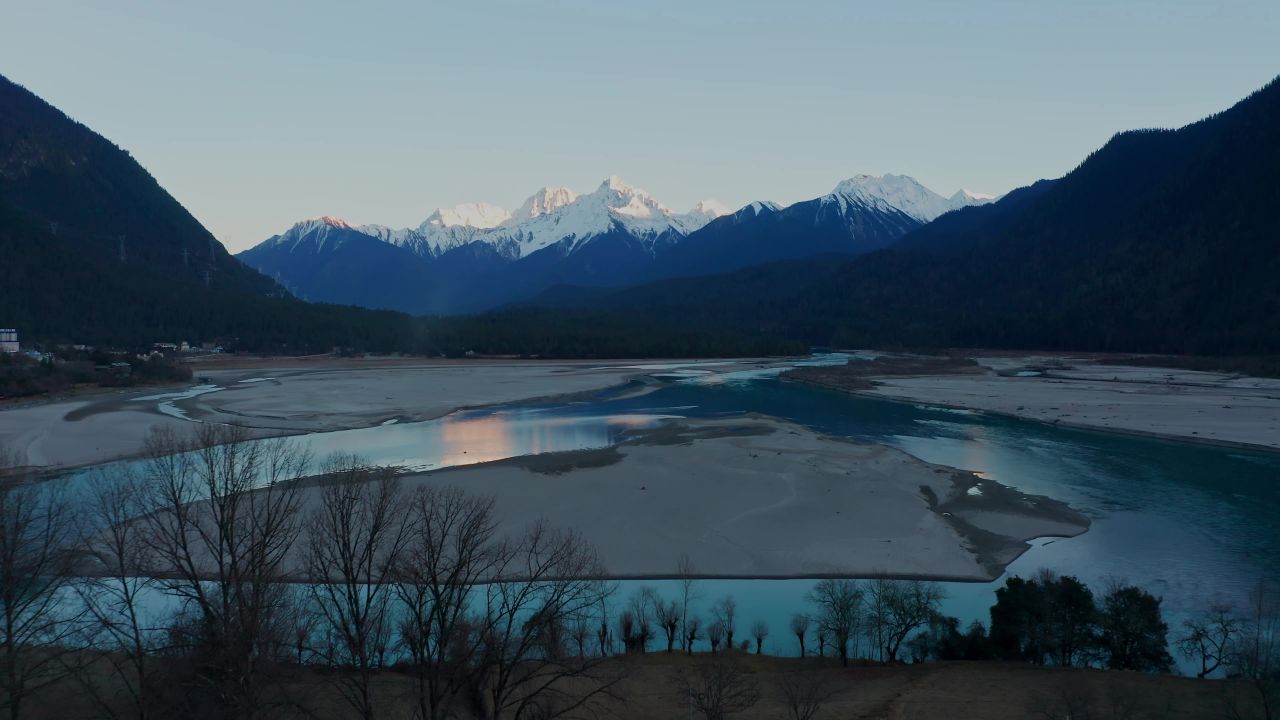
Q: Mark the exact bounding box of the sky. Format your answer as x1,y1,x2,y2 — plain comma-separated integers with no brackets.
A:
2,1,1278,252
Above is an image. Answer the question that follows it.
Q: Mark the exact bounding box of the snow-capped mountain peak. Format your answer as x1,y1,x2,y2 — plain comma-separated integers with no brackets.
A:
263,215,365,253
426,202,511,229
265,173,995,266
828,173,994,222
951,189,998,202
745,200,782,215
687,199,731,218
599,175,637,194
313,215,352,229
511,186,578,222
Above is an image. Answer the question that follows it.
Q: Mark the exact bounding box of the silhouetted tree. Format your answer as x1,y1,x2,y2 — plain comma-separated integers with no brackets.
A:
1098,584,1172,673
656,598,681,654
751,620,768,655
685,616,702,657
304,456,413,720
713,596,738,652
874,580,945,663
0,446,80,720
989,576,1050,663
790,614,810,658
1178,603,1243,679
678,554,699,653
75,469,165,720
393,486,502,720
708,621,725,654
1041,572,1098,668
1227,578,1279,720
139,425,309,720
809,580,861,667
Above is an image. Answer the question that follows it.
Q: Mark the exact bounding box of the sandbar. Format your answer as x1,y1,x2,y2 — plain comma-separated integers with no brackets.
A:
389,416,1089,581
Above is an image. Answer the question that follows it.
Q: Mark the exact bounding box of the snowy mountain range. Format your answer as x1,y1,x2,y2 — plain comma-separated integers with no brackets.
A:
344,176,729,261
238,174,993,314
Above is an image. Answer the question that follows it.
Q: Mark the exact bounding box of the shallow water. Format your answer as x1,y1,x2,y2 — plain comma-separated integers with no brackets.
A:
70,359,1280,667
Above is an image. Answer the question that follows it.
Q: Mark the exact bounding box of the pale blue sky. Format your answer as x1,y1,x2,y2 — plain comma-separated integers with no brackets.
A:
2,0,1277,251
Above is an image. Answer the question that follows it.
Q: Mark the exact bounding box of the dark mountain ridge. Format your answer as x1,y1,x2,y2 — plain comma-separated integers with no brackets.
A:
531,76,1280,355
0,74,276,295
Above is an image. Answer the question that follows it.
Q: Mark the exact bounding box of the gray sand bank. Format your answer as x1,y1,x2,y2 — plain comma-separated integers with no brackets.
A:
387,416,1089,581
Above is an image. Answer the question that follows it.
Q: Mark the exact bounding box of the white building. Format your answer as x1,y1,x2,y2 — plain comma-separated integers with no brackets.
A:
0,329,18,354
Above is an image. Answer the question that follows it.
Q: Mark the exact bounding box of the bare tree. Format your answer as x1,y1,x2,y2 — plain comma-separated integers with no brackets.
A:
875,580,946,663
707,621,725,654
713,595,738,652
863,578,889,662
475,522,620,720
393,486,502,720
808,579,862,667
750,620,768,655
790,614,810,658
656,597,681,653
673,657,760,720
677,554,700,653
777,671,836,720
623,586,657,654
1228,578,1279,720
75,468,165,720
0,447,80,720
685,615,703,656
618,610,636,655
1178,603,1242,679
304,455,413,720
139,425,309,720
568,612,592,660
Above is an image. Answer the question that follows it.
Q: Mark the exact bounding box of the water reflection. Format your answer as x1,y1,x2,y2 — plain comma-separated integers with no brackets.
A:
280,407,680,472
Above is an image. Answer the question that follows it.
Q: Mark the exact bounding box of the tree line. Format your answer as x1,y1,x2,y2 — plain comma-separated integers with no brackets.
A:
0,430,1276,720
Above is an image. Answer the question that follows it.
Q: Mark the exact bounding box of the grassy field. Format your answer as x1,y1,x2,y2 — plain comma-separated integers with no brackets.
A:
29,651,1259,720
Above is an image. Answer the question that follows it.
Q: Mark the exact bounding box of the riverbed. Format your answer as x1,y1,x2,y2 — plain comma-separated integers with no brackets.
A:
17,355,1280,666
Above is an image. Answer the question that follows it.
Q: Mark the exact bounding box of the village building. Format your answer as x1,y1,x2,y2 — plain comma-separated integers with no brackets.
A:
0,329,18,354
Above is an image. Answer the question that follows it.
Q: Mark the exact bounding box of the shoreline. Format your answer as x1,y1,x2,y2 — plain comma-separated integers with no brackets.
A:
782,350,1280,455
2,357,788,472
785,375,1280,457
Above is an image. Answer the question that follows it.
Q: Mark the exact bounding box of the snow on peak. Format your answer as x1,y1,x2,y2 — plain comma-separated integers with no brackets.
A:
687,199,731,218
270,215,361,253
426,202,511,229
599,175,637,194
284,216,354,234
951,189,998,202
313,215,351,229
743,200,782,216
829,174,993,222
601,178,666,221
511,186,578,222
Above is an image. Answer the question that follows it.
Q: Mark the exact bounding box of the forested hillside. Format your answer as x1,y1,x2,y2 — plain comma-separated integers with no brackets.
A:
804,75,1280,353
533,76,1280,355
